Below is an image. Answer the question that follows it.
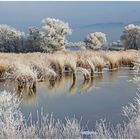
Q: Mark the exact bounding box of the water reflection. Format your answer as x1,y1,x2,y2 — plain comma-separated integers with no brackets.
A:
16,87,37,105
15,71,112,103
46,72,73,91
0,68,135,105
0,68,137,130
18,68,138,130
108,70,118,81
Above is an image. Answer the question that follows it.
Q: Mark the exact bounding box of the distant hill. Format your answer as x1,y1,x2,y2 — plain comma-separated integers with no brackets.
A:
128,20,140,25
68,21,140,43
75,21,140,29
77,22,124,29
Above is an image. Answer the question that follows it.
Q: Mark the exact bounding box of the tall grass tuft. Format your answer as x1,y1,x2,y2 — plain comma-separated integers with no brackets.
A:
14,63,37,90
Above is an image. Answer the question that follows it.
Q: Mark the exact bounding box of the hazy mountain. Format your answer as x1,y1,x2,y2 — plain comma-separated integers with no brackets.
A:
75,21,140,29
68,21,140,43
76,22,125,29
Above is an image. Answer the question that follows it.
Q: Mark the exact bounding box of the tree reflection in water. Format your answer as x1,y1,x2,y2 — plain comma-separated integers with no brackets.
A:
16,86,37,105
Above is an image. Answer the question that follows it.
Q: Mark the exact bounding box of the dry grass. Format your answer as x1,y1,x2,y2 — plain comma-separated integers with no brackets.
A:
76,67,91,80
0,50,138,90
14,63,37,90
0,59,9,77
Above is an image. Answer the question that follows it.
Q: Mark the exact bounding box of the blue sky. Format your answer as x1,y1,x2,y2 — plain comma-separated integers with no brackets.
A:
0,1,140,32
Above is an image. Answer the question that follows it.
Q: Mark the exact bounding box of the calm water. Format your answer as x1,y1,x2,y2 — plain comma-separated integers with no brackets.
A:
0,68,138,130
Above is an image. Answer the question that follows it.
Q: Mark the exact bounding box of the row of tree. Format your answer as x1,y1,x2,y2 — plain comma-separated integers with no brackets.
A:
0,18,139,52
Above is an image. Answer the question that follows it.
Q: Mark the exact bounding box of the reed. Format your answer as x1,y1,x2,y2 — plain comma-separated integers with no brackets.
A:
76,67,91,80
48,56,64,78
0,50,138,87
76,54,95,78
103,52,120,70
0,59,9,78
14,63,37,90
90,56,104,72
120,50,138,66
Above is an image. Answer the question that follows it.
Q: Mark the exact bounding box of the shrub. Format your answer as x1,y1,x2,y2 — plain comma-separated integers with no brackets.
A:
84,32,107,50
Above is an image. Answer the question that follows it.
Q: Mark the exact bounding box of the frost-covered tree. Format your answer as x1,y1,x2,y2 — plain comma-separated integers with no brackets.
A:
25,27,44,52
121,24,140,50
0,24,25,52
26,18,72,52
41,18,72,51
84,32,107,50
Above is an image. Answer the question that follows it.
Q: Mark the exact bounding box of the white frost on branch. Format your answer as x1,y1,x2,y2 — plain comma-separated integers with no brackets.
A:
0,91,24,138
84,32,107,50
93,93,140,138
0,90,81,139
121,24,140,50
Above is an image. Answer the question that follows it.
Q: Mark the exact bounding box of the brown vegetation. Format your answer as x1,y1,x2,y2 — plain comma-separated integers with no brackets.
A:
0,50,138,90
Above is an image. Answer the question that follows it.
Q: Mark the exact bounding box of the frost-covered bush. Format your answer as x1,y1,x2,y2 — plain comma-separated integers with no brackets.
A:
121,24,140,50
0,90,81,139
0,24,25,52
66,41,86,50
0,91,24,138
84,32,107,50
